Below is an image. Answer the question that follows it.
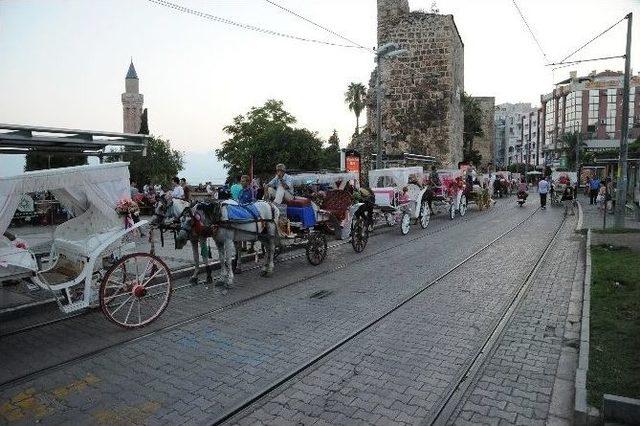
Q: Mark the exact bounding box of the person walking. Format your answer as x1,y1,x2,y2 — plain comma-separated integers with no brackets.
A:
589,176,601,205
561,185,575,216
538,176,550,209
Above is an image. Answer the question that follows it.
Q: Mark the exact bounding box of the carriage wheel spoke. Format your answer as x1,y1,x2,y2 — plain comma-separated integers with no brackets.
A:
137,299,142,325
124,298,135,324
103,291,131,303
141,269,163,288
139,258,152,282
110,295,133,315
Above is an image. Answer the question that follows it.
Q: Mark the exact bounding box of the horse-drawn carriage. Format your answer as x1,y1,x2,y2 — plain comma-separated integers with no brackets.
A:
368,167,431,235
0,163,172,329
550,172,578,206
427,169,468,220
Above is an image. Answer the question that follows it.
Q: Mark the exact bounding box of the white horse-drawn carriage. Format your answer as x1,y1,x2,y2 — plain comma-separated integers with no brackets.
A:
0,163,172,329
368,167,431,235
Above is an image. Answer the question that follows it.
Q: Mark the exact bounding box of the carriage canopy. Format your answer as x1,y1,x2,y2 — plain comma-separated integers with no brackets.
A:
0,162,130,235
290,172,359,187
368,167,424,188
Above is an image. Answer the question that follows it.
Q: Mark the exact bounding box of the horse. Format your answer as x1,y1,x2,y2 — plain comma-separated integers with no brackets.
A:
150,196,214,284
173,200,279,288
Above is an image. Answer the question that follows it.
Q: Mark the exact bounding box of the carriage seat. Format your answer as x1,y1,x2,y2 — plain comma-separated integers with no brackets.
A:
52,207,126,259
284,196,311,208
372,187,395,207
286,206,316,228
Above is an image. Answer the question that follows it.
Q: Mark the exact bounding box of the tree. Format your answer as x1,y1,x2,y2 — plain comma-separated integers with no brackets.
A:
461,93,484,165
559,131,586,170
25,152,88,171
345,82,367,136
321,130,341,170
216,100,324,180
110,136,184,186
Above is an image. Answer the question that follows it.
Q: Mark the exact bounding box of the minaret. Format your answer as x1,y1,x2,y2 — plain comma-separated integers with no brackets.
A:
121,60,144,134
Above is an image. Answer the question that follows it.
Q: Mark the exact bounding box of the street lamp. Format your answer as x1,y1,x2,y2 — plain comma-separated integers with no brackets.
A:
375,43,408,169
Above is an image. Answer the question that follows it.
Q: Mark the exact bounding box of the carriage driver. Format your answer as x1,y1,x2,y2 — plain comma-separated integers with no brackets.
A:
265,164,294,204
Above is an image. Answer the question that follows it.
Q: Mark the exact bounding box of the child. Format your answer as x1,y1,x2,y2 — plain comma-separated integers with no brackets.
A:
398,186,410,204
595,186,606,211
561,186,575,216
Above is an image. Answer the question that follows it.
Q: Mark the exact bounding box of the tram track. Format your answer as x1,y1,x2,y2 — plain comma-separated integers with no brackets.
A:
211,206,564,425
0,202,510,390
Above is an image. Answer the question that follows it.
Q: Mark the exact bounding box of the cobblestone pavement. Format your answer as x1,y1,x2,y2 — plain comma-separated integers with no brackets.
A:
0,200,581,425
230,207,577,425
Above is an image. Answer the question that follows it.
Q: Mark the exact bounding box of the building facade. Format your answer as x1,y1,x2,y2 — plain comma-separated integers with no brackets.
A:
494,103,539,167
122,61,144,134
471,96,495,167
540,70,640,166
365,0,464,167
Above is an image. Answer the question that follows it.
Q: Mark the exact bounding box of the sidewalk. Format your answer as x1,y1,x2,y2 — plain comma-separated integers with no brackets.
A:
578,193,640,231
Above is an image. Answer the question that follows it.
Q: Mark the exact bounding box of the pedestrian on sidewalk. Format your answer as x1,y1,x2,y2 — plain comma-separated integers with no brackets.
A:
539,176,550,209
561,186,575,216
589,176,601,205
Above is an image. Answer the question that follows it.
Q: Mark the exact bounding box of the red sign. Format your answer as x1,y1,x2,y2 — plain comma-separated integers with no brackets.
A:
346,155,360,175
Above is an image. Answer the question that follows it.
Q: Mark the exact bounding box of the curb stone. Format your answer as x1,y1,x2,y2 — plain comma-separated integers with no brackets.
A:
574,229,600,425
576,200,584,232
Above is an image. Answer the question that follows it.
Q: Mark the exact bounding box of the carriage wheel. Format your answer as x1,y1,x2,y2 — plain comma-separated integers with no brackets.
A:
459,195,468,217
385,212,397,227
100,253,172,329
420,201,431,229
351,216,368,253
400,212,411,235
306,232,327,266
449,204,456,220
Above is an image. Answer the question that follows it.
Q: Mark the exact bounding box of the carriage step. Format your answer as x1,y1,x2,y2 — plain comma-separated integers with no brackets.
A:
60,301,89,314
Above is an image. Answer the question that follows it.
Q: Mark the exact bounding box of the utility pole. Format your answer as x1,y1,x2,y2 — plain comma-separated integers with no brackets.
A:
375,56,383,170
614,12,632,228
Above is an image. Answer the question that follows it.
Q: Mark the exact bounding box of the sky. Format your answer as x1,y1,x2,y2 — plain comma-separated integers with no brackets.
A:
1,0,638,183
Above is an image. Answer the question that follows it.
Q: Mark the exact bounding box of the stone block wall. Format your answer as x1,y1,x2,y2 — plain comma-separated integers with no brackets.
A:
471,96,496,167
363,1,464,168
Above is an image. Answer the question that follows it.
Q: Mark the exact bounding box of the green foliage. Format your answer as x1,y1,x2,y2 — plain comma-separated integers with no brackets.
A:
559,132,586,169
588,245,640,407
345,82,367,136
321,130,341,170
507,163,528,174
110,136,184,186
216,100,325,180
25,152,87,171
461,93,484,164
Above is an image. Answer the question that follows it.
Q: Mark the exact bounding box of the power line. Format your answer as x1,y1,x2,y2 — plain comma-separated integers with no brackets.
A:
547,54,625,67
264,0,371,51
511,0,549,62
146,0,363,49
557,15,627,64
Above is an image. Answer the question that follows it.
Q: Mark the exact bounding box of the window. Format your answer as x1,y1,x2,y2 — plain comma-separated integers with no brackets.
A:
606,88,617,135
588,90,599,126
545,100,555,145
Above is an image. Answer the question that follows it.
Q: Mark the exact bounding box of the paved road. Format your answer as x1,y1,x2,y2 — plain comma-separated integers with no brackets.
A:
0,199,580,425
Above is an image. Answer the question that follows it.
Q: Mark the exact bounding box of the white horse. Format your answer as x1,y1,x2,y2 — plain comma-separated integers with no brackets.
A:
174,200,279,288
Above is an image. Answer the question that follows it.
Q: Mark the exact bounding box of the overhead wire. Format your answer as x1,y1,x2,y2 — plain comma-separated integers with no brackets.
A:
146,0,364,49
511,0,549,62
557,15,627,64
263,0,371,51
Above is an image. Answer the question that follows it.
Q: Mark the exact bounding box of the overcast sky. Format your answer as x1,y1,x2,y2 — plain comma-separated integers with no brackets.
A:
1,0,638,182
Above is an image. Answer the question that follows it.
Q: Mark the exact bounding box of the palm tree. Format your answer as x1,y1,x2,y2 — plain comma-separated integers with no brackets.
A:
559,131,586,170
345,82,367,136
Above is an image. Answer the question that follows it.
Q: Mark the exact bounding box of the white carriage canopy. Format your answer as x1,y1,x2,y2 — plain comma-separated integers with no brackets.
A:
368,167,424,188
290,172,359,187
0,162,130,236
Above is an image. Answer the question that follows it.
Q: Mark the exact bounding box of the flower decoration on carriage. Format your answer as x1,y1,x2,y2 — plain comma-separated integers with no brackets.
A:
310,191,326,208
133,193,146,206
115,198,140,218
443,176,465,196
12,239,28,250
557,174,571,186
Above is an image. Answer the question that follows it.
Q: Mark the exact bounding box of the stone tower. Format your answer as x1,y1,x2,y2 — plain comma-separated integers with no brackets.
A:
121,61,144,134
362,0,464,167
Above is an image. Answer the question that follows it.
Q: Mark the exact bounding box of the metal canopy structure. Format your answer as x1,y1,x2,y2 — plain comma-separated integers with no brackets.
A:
0,123,148,158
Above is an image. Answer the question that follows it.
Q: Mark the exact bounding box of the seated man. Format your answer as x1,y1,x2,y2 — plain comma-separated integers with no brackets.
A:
265,163,294,204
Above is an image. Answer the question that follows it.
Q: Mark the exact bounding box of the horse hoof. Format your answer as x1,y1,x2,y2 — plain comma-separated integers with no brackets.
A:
233,268,242,275
206,276,213,284
214,281,226,288
189,276,198,284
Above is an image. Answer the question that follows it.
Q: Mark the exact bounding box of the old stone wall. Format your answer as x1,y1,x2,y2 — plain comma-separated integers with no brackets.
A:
471,96,496,167
364,2,464,168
